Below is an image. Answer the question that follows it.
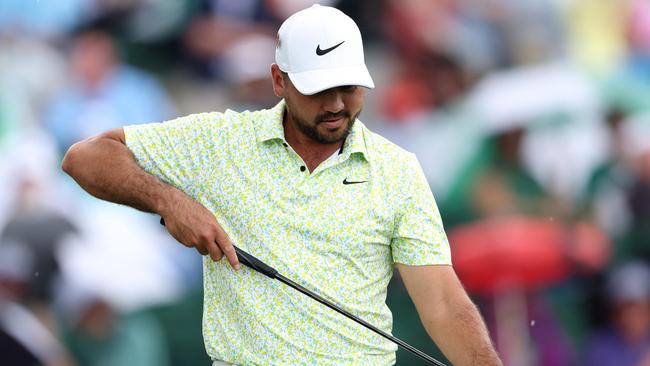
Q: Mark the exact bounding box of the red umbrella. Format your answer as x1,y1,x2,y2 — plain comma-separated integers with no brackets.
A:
449,216,610,295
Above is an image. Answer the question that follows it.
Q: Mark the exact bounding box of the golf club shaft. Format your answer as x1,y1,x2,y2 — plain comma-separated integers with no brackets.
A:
233,246,446,366
274,272,446,366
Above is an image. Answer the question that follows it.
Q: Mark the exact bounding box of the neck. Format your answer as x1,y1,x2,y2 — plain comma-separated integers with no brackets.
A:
283,112,343,172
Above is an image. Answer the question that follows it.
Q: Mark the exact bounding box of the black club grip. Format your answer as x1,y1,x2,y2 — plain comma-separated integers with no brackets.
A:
159,218,278,278
232,246,278,279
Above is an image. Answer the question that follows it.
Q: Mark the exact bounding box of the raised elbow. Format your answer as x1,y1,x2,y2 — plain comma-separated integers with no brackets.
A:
61,129,125,180
61,141,83,177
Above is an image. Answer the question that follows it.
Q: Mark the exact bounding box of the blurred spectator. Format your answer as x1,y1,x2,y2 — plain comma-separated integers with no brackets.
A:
583,261,650,366
220,34,279,110
184,0,276,79
440,123,556,227
0,242,76,366
382,0,457,71
471,127,549,218
582,112,650,262
0,128,75,310
380,51,467,121
581,109,634,241
56,283,170,366
1,173,77,307
45,24,174,154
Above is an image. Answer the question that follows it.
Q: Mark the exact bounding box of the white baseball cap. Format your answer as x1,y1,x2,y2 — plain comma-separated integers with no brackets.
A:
275,4,374,95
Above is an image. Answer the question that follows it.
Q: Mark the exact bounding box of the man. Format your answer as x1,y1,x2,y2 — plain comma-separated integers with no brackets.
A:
62,5,501,366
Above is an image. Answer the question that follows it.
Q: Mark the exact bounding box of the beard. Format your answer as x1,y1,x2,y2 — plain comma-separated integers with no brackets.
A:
285,105,362,144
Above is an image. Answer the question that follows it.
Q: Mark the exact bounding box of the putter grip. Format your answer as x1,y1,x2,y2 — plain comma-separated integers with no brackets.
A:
233,246,278,279
159,218,278,278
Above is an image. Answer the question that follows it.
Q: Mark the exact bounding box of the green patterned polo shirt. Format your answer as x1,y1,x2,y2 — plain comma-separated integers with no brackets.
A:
124,100,451,366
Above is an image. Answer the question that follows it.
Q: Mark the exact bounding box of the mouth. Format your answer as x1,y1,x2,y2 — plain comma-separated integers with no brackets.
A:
318,111,349,129
319,117,345,130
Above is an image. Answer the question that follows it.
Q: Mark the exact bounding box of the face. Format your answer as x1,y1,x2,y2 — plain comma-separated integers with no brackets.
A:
272,65,365,145
71,31,117,88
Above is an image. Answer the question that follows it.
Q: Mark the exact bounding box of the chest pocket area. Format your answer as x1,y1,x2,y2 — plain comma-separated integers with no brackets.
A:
309,166,393,249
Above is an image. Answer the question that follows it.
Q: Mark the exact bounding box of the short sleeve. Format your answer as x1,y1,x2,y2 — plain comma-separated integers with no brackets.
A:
124,112,223,191
391,153,452,266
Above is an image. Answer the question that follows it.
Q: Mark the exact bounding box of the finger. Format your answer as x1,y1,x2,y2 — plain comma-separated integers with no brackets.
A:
196,245,209,256
219,241,240,270
207,241,223,262
213,226,240,270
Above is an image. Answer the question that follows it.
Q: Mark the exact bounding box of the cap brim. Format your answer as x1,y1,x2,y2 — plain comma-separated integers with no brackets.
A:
288,64,374,96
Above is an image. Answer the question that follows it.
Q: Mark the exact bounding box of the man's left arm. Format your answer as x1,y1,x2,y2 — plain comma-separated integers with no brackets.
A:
396,263,502,366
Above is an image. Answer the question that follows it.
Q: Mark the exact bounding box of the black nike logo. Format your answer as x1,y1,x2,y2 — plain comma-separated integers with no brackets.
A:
343,178,367,185
316,41,345,56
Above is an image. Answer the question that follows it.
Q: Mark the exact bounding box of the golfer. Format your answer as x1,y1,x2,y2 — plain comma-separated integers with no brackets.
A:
62,5,501,366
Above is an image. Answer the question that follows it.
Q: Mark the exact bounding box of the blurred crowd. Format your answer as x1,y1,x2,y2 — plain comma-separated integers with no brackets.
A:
1,0,650,365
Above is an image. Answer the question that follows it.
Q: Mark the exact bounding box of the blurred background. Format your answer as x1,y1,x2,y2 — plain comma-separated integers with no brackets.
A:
1,0,650,365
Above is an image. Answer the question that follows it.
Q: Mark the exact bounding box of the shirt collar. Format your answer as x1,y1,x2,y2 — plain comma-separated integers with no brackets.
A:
255,100,286,143
342,117,369,161
256,99,370,162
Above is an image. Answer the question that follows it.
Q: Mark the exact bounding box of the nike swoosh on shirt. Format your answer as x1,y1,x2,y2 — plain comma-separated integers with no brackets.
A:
316,41,345,56
343,178,367,185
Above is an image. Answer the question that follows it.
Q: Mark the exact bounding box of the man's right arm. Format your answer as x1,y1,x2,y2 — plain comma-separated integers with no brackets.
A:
61,128,240,269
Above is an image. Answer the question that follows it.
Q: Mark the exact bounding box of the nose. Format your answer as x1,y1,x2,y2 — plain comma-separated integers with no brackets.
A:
321,89,344,114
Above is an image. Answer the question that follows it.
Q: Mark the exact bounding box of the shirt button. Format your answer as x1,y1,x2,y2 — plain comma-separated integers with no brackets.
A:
300,166,306,172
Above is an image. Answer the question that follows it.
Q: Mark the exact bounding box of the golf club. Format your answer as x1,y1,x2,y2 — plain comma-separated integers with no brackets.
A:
160,218,447,366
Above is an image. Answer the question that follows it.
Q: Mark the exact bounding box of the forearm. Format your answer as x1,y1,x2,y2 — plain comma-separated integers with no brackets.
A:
61,132,176,215
423,290,501,366
62,129,241,268
397,264,502,366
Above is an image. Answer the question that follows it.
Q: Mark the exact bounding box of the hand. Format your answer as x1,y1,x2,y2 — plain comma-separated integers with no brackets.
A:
160,188,240,270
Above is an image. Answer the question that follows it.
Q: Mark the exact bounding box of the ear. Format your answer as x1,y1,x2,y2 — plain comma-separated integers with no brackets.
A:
271,64,286,98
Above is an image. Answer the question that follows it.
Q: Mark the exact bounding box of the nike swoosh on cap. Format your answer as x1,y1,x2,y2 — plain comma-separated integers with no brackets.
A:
316,41,345,56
